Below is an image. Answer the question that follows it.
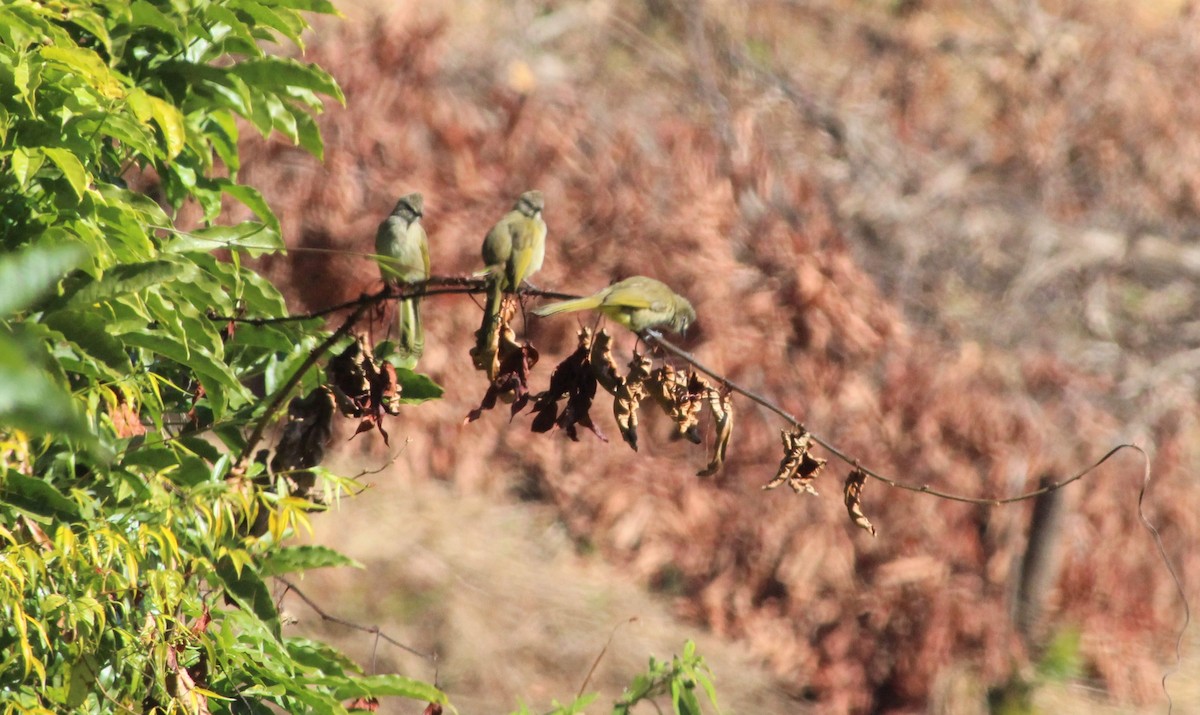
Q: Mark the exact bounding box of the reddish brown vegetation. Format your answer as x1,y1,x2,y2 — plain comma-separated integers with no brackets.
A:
238,2,1198,711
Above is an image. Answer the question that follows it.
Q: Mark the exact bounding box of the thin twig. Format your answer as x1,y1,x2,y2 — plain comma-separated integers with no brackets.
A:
644,329,1137,505
277,576,435,661
577,617,638,700
208,277,579,326
1131,444,1190,715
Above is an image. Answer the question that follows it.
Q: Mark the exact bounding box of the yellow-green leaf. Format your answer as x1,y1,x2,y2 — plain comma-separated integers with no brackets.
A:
147,95,186,158
10,146,44,189
38,45,124,99
42,147,89,199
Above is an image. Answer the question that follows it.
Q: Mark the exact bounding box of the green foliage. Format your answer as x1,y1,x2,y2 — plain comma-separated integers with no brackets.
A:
614,641,720,715
0,1,724,713
0,0,446,711
511,641,720,715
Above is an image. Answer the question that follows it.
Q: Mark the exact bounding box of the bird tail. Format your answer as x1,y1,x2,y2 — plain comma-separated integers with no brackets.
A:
396,296,423,358
532,295,603,317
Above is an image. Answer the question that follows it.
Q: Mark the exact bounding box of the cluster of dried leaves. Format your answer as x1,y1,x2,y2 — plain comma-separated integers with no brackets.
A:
468,323,741,483
231,2,1200,710
327,335,404,442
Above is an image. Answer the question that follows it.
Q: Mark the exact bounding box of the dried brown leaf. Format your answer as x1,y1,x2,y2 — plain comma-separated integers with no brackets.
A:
328,336,372,418
612,352,653,451
470,293,518,379
328,335,404,444
763,428,825,495
646,366,706,444
270,387,336,481
466,325,539,422
697,388,733,477
588,328,622,394
530,328,606,441
843,468,878,537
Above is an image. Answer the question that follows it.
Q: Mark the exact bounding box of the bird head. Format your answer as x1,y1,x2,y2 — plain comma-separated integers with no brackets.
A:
671,296,697,335
393,192,423,220
515,190,544,217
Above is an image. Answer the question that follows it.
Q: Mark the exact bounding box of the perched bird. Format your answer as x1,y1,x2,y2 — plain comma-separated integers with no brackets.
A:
480,190,547,322
375,192,429,358
533,275,696,335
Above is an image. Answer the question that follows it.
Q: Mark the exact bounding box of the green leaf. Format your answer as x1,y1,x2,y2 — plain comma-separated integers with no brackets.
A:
129,0,180,37
206,109,241,172
98,112,159,159
393,368,444,404
118,330,247,415
291,107,323,160
147,94,186,159
325,673,447,703
164,223,282,255
0,472,82,522
286,638,363,675
63,8,114,56
0,242,84,316
261,0,340,13
227,0,307,46
38,45,123,98
215,556,280,639
260,545,361,577
42,147,89,199
95,184,170,228
230,57,344,104
42,308,131,373
205,5,263,57
10,146,45,189
57,260,188,310
219,183,281,235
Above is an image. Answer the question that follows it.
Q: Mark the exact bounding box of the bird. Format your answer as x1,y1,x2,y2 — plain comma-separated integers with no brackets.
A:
374,192,429,359
533,275,696,335
480,190,546,322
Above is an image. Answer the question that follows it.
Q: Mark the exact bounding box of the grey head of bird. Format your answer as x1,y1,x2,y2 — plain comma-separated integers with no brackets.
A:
392,192,423,221
514,190,544,217
671,297,697,335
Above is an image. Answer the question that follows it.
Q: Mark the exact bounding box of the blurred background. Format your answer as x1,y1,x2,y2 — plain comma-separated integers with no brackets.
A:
237,0,1200,711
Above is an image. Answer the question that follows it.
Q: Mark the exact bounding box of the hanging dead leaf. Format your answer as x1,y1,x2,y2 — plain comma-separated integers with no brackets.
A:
611,352,652,451
466,325,539,422
470,293,518,379
530,328,606,441
189,605,212,636
588,329,622,394
646,366,706,444
327,335,404,443
843,468,878,537
269,387,335,501
697,387,733,477
375,360,403,417
328,336,372,418
166,643,210,714
763,428,825,495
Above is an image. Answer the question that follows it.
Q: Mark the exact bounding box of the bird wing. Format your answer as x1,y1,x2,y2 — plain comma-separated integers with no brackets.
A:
375,216,407,280
482,215,514,269
508,218,536,287
601,283,659,310
417,222,430,278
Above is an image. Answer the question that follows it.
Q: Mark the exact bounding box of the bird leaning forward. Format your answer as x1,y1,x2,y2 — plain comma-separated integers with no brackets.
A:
532,275,696,335
375,192,429,359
